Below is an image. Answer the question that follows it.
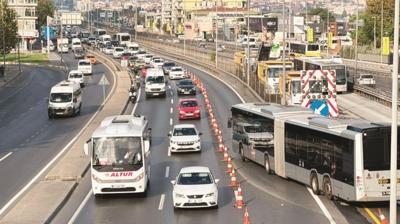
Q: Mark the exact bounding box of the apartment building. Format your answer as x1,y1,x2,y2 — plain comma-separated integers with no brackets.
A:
7,0,38,51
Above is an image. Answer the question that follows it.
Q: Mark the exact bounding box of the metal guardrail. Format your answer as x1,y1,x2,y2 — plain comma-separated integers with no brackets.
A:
353,84,400,110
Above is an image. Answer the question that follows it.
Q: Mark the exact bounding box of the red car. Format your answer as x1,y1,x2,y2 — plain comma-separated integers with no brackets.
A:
178,98,201,120
141,65,153,78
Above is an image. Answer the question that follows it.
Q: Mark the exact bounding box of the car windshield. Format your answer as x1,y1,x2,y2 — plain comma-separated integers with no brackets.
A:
361,75,374,79
145,55,153,58
179,80,193,86
50,93,72,103
115,48,124,52
178,172,212,185
79,61,91,66
172,67,182,72
92,137,142,170
181,100,198,107
244,124,269,133
164,62,175,67
146,76,164,83
173,127,197,136
69,73,82,78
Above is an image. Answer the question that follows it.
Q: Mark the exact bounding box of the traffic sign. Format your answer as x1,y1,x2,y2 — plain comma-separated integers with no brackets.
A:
99,75,110,85
310,100,329,117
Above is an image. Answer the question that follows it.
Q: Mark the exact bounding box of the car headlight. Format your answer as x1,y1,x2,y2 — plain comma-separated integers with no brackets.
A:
170,140,177,144
194,110,200,113
175,193,185,198
92,173,104,183
205,192,215,197
133,171,145,182
191,87,196,91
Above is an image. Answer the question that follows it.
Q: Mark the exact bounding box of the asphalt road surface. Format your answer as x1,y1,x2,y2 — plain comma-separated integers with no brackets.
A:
0,52,114,212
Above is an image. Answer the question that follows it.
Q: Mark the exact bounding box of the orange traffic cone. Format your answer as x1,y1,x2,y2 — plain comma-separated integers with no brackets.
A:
226,158,233,173
378,208,388,224
222,152,229,162
235,185,244,208
230,166,236,177
230,170,238,187
243,207,250,224
217,144,224,152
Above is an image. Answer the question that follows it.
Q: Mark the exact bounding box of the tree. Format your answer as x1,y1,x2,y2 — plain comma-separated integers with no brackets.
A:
309,8,336,23
37,0,55,29
0,1,18,55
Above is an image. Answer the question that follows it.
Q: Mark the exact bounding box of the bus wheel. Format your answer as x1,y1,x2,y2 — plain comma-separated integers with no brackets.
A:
323,177,333,200
310,173,320,195
264,156,272,174
239,146,247,162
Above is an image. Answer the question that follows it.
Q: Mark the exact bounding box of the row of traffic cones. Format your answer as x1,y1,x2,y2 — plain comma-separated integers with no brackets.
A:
190,72,250,224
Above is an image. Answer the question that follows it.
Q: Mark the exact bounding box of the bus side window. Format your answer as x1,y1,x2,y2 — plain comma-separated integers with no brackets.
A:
296,134,307,167
307,135,321,168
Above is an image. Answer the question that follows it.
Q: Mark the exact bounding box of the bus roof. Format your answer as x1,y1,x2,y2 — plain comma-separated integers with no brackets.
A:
232,103,312,118
92,115,147,138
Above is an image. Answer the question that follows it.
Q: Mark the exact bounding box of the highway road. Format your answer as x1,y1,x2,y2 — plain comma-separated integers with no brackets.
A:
0,52,114,213
48,50,368,224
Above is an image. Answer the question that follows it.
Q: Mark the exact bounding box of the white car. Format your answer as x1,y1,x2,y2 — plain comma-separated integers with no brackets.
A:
67,70,85,87
152,57,164,67
143,54,153,64
103,46,114,55
168,124,201,153
169,66,185,80
171,166,219,209
136,50,147,59
113,47,125,58
357,74,376,87
77,59,92,75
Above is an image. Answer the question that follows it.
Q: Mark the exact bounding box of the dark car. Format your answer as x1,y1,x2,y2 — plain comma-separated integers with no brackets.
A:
73,48,85,59
162,61,176,75
177,79,196,96
110,40,120,47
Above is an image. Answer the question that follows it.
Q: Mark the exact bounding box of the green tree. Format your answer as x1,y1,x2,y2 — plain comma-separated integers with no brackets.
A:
37,0,55,29
0,1,18,55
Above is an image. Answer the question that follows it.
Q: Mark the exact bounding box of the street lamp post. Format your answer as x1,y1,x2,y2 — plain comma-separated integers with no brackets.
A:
380,0,383,64
215,1,218,68
373,16,376,49
1,0,6,73
354,0,359,77
282,0,286,105
246,0,250,85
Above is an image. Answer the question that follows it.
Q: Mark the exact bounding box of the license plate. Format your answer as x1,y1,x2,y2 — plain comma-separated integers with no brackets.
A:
56,112,63,115
153,93,159,96
184,91,190,94
186,113,193,116
188,199,201,203
111,184,125,188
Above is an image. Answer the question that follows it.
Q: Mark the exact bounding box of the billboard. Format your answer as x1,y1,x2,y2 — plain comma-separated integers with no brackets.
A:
248,17,278,33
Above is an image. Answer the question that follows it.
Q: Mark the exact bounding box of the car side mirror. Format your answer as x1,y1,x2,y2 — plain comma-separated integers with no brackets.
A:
83,139,91,156
227,117,232,128
215,179,220,184
170,180,176,185
199,132,203,136
144,140,150,154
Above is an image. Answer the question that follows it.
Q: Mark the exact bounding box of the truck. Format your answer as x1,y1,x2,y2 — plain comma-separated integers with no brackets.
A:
57,38,69,53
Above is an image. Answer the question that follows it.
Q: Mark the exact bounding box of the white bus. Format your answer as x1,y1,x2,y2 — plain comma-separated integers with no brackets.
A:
228,103,400,201
293,57,348,93
93,29,107,38
289,42,321,57
116,33,131,46
84,115,151,196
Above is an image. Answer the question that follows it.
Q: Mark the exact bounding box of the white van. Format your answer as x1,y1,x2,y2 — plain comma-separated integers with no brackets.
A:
145,68,166,98
48,80,82,118
78,59,93,75
125,42,139,55
113,47,125,58
68,70,85,87
71,38,82,51
98,34,111,45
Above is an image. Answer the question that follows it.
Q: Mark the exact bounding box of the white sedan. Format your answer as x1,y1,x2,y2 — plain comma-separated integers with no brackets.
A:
171,166,219,209
168,124,201,153
169,66,185,80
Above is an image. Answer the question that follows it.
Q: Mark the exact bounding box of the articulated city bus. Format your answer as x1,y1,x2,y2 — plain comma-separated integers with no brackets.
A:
293,57,348,93
84,115,151,196
228,103,400,201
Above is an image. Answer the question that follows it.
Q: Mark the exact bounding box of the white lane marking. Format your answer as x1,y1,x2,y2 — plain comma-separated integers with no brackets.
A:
168,148,171,157
130,87,142,116
168,85,171,89
169,118,173,126
0,152,12,162
67,189,92,224
0,57,118,217
307,187,336,224
170,107,173,114
158,194,166,210
171,99,173,104
165,166,170,178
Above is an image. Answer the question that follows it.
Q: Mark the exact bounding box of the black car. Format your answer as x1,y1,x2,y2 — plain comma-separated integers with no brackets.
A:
73,49,85,59
177,79,196,96
162,61,176,75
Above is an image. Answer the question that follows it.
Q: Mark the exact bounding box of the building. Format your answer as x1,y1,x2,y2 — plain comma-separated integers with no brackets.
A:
182,0,246,11
7,0,38,51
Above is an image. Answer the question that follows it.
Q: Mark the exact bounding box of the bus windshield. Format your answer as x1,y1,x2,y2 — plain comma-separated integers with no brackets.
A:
307,44,319,51
121,35,130,41
363,129,400,171
92,137,143,171
324,65,346,85
244,125,268,133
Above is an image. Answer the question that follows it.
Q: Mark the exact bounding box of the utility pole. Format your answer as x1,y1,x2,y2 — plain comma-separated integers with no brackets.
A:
354,0,359,77
373,16,376,49
246,0,250,85
380,0,383,64
326,10,329,57
215,1,218,68
389,0,399,223
282,0,286,105
135,2,138,40
1,0,6,73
